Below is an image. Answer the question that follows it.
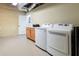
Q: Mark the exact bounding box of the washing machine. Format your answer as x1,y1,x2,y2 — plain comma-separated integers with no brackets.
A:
47,24,73,56
35,24,53,51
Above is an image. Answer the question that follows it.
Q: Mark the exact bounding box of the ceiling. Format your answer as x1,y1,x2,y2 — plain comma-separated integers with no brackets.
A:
0,3,19,11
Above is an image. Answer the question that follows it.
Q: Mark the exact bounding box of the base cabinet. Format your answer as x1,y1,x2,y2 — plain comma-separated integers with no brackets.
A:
30,28,35,41
26,27,30,38
26,27,35,42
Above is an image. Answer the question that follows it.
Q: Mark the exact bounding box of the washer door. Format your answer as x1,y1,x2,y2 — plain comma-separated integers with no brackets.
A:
47,30,69,55
35,28,47,50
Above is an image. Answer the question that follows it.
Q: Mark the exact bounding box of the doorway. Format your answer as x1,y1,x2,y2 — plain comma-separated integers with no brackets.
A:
18,15,27,35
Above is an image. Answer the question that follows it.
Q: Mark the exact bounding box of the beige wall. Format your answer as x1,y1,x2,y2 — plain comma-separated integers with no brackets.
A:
30,3,79,26
0,5,21,37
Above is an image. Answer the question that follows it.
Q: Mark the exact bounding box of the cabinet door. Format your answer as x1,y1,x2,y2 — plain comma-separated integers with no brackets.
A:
26,28,31,38
30,28,35,41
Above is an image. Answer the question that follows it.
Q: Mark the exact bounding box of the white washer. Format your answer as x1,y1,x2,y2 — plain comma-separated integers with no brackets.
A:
47,24,73,56
35,24,53,51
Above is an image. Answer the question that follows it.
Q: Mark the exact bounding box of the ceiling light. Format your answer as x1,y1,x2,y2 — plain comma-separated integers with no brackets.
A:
12,3,17,6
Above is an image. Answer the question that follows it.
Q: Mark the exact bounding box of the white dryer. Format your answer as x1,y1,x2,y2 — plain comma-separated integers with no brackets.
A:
47,24,73,56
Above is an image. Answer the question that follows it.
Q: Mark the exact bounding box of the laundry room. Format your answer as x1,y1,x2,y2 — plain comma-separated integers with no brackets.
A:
0,3,79,56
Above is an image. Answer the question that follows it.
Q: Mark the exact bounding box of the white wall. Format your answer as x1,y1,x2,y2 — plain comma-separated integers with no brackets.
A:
30,3,79,26
0,4,22,37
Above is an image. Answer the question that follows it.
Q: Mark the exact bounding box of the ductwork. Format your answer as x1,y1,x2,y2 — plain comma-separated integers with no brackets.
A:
17,3,44,12
17,3,28,12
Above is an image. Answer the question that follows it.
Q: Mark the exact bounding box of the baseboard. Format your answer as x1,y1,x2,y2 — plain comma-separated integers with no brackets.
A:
35,45,53,56
27,37,35,42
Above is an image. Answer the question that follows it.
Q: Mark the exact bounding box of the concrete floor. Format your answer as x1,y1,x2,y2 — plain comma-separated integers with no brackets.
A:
0,35,50,56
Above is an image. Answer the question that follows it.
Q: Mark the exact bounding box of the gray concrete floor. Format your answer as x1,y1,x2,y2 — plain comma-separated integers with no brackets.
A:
0,35,50,56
